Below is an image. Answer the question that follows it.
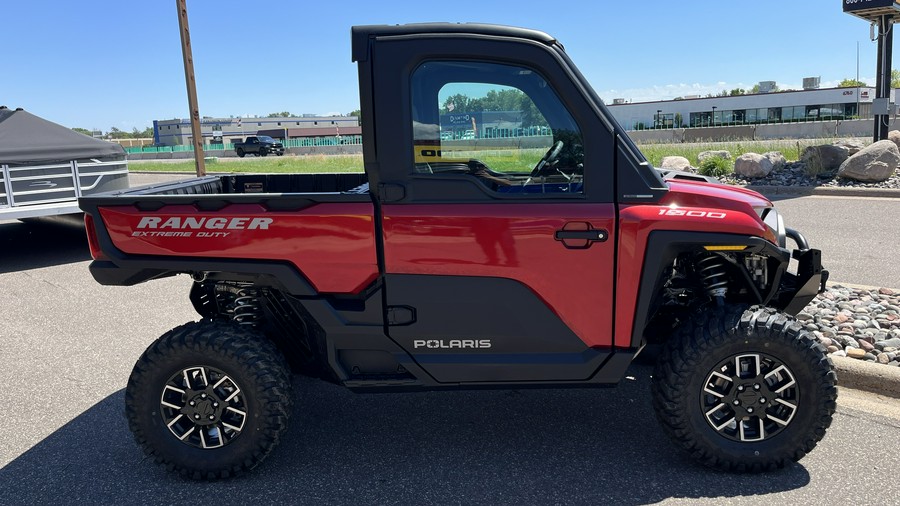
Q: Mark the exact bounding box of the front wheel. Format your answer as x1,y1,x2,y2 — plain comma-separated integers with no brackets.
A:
651,305,837,473
236,148,245,158
125,321,292,479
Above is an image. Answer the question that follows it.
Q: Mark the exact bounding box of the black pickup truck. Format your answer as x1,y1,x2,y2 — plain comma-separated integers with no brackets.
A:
233,136,284,157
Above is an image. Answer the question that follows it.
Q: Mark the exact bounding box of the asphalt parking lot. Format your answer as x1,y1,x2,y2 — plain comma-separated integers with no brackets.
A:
2,214,900,505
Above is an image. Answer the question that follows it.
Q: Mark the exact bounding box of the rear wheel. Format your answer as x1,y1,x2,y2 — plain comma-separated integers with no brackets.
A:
652,305,837,472
125,321,292,479
259,149,267,157
236,148,245,158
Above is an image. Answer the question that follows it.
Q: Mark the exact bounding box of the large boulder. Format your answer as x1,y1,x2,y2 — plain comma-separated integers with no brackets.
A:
697,150,731,163
837,139,900,182
763,151,786,171
801,144,849,174
888,130,900,152
659,156,692,171
734,153,774,178
833,138,866,156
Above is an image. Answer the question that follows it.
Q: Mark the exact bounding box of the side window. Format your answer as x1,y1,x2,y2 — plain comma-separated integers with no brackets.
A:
411,61,584,195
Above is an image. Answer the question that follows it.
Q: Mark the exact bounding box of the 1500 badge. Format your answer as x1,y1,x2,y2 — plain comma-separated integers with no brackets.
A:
658,209,727,218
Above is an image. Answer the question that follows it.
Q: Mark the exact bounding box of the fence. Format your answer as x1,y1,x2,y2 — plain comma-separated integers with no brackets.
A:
126,135,364,154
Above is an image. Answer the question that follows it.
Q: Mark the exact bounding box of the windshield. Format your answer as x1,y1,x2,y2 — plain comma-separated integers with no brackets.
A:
257,136,275,143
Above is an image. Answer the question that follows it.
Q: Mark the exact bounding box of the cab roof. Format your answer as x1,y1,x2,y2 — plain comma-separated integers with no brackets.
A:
351,23,558,62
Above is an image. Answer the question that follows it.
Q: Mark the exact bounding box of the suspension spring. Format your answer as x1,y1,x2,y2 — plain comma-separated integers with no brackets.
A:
697,254,728,299
232,287,263,327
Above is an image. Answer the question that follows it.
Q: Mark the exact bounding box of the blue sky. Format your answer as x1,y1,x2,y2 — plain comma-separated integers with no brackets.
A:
2,0,893,132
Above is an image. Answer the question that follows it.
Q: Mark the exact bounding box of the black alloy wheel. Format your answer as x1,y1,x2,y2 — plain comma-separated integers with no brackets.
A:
700,352,799,443
159,365,248,449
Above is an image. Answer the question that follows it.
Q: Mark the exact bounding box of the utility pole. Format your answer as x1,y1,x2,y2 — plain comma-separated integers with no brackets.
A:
873,14,894,141
176,0,205,176
844,2,898,142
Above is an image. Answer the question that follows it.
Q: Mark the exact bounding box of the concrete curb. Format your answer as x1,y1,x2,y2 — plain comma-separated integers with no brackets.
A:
832,356,900,399
746,185,900,198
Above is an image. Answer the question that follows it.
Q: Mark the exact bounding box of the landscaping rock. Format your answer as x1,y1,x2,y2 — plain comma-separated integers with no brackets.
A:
876,337,900,351
801,144,849,174
660,156,692,171
734,153,774,178
833,138,867,156
697,150,731,164
889,130,900,151
764,151,786,171
847,348,867,359
837,139,900,183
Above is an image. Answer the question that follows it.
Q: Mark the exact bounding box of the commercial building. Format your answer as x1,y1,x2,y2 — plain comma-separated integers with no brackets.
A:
605,86,896,131
152,115,360,147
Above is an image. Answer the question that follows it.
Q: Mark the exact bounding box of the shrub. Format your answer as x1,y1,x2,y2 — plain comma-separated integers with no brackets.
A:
698,157,733,177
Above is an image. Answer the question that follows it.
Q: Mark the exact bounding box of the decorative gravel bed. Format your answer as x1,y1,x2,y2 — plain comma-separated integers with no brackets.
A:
720,161,900,189
798,285,900,365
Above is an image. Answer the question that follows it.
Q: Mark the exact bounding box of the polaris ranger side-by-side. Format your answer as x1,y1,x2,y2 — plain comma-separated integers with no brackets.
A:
80,24,835,479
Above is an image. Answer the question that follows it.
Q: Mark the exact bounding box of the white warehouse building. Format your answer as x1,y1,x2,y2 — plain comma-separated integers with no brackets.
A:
606,86,890,131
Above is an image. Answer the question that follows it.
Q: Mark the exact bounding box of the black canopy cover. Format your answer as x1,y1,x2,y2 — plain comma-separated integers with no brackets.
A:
0,107,125,165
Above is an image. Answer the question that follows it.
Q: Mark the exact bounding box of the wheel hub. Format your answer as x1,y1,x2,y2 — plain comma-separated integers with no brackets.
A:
701,353,799,442
182,390,224,425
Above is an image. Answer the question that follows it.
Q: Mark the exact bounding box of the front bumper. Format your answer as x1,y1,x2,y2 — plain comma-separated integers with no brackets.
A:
773,227,828,316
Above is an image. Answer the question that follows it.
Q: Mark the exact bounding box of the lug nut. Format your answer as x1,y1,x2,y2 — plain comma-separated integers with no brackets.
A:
213,402,219,408
754,384,760,391
733,399,740,405
194,414,201,420
208,415,215,420
760,398,767,404
747,407,754,413
737,385,745,392
189,401,195,406
201,393,207,399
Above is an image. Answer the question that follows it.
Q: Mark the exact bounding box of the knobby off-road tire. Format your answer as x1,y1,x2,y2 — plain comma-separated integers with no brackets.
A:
651,305,837,472
125,321,292,480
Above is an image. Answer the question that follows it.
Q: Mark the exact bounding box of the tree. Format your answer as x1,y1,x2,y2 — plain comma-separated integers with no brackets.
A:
838,78,868,87
439,90,547,128
729,88,746,96
674,112,683,128
72,127,92,136
107,127,129,139
892,69,900,89
266,111,293,118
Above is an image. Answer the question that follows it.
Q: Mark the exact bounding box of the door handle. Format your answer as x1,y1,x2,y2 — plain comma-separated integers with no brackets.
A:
555,229,608,241
555,228,608,249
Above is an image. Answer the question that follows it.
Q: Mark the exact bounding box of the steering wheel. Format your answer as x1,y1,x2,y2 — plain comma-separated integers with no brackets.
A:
530,140,564,177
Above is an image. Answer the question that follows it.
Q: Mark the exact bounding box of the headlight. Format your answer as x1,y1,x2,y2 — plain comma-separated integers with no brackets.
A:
760,208,786,248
